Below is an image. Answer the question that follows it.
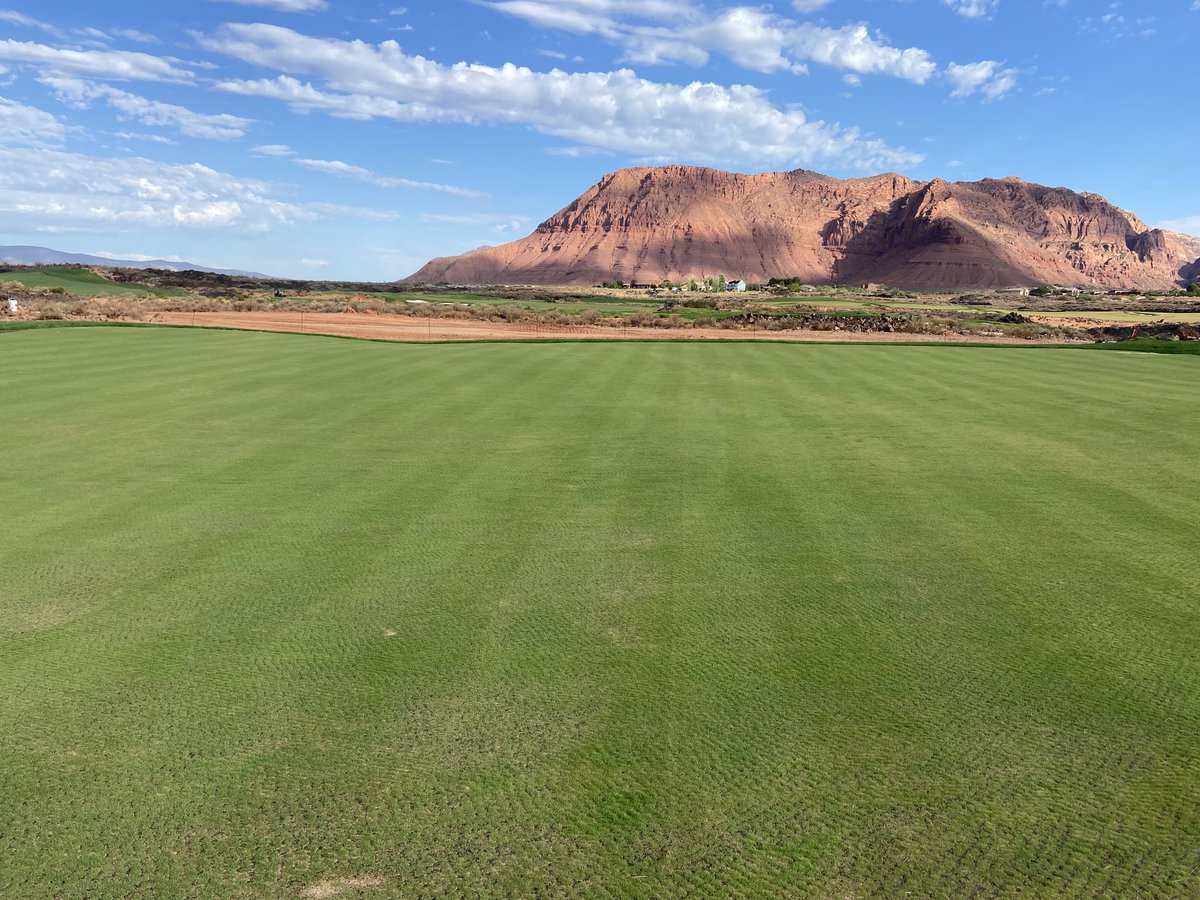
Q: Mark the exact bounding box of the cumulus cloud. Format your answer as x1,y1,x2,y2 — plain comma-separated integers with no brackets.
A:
0,94,67,144
292,157,485,197
486,1,937,82
202,24,921,170
945,60,1019,99
789,23,936,82
0,39,192,81
41,75,252,140
0,146,311,233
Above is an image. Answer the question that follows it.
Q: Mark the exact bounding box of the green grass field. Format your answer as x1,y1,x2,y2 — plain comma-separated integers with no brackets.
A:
1023,308,1200,324
2,327,1199,897
1,266,190,298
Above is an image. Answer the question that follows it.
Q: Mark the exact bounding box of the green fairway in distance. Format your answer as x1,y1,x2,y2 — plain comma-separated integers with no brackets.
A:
1,266,189,297
2,328,1198,897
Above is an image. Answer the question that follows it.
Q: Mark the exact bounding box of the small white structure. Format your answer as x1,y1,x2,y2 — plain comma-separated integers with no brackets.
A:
727,280,748,293
5,298,18,315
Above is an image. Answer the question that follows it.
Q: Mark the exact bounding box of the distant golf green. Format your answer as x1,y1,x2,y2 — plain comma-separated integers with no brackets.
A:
2,328,1198,897
1,265,189,297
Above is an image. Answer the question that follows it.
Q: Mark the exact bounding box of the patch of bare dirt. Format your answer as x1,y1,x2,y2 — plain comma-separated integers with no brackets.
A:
148,310,1065,345
300,876,385,899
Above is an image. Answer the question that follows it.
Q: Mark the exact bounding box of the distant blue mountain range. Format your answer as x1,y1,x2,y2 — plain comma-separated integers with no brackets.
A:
0,245,270,278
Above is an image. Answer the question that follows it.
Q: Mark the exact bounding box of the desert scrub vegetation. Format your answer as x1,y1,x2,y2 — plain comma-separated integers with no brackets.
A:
8,291,1093,341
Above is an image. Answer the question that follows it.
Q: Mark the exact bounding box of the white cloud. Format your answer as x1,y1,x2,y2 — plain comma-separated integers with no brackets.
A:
0,9,60,34
0,94,67,144
946,60,1019,99
0,39,192,81
110,29,161,45
114,131,178,144
306,201,400,221
1160,215,1200,236
420,212,530,229
789,23,936,82
0,146,312,234
209,0,328,10
943,0,999,18
293,157,485,197
203,24,921,170
487,1,936,82
41,76,252,140
252,143,296,156
88,251,186,262
682,8,806,74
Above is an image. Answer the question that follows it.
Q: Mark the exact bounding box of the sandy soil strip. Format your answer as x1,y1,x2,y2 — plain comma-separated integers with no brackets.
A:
147,311,1071,345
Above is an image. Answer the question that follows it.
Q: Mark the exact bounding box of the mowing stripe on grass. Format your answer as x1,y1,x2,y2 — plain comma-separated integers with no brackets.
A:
1,328,1198,897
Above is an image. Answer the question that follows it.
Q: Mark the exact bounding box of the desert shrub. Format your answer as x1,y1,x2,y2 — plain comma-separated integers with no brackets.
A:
494,305,529,323
625,311,662,328
97,299,145,320
348,297,389,313
1009,324,1051,340
230,297,271,312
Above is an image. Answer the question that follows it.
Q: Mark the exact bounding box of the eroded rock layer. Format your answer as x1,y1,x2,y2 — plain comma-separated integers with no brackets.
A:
406,166,1200,291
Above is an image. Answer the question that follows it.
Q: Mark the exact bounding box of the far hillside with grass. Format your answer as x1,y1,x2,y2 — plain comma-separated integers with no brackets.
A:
1,266,189,298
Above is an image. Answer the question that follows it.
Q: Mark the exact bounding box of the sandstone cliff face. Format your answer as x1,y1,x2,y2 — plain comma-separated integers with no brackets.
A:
406,166,1200,291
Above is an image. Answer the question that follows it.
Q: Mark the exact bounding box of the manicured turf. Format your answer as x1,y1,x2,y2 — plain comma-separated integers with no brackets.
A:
0,266,189,297
2,328,1199,897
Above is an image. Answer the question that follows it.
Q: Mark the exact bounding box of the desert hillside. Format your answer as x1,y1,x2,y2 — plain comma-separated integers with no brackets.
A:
406,167,1200,291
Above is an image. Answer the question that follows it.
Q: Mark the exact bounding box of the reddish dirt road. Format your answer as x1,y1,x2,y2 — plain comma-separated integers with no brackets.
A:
149,310,1069,345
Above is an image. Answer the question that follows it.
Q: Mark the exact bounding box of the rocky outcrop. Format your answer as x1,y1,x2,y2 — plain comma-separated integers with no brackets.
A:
406,166,1200,291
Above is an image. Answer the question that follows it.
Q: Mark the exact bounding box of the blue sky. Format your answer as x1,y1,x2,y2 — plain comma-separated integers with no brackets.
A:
0,0,1196,280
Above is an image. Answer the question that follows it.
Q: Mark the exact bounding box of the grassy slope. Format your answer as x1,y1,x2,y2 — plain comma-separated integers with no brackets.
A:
2,329,1198,898
1,266,189,297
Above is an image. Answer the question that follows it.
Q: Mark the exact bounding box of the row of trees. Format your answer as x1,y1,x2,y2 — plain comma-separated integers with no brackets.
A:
605,276,732,291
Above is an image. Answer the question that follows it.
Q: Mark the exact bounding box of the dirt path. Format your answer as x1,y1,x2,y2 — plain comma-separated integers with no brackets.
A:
147,311,1072,345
